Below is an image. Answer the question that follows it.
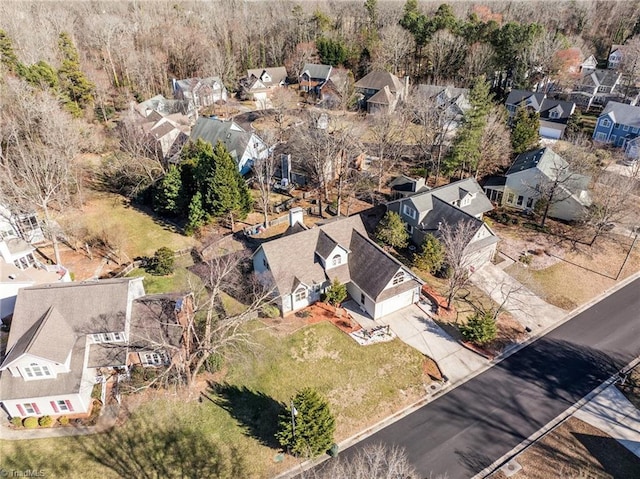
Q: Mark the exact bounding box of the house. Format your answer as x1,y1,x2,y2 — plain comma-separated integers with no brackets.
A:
483,147,591,221
253,210,422,319
592,101,640,158
188,117,268,175
570,69,622,110
318,67,350,109
299,63,333,95
580,55,598,75
0,278,190,418
505,90,576,139
239,66,288,102
387,178,498,270
172,77,228,109
388,175,429,200
135,94,195,121
608,45,624,70
415,84,470,131
354,70,408,114
140,115,190,163
0,205,44,245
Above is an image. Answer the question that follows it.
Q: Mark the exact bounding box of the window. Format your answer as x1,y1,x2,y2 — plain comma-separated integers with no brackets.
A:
331,254,342,266
507,192,515,204
601,118,611,127
549,110,559,119
392,271,404,285
406,223,414,234
23,403,40,414
526,198,534,208
632,127,638,134
360,293,365,304
112,332,124,342
140,351,169,367
516,195,524,207
92,334,102,343
611,135,617,144
263,258,268,269
402,204,417,220
24,363,51,378
50,399,70,413
614,123,620,128
294,288,307,302
624,125,629,131
595,132,607,142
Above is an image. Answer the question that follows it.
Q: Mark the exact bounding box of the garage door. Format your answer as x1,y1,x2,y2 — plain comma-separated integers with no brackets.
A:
377,287,417,319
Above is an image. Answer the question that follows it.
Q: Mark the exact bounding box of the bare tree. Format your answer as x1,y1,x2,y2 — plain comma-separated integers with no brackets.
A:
476,106,513,178
302,444,420,479
439,220,479,308
425,30,467,83
368,112,407,192
251,129,278,228
374,24,414,75
618,35,640,101
0,79,81,264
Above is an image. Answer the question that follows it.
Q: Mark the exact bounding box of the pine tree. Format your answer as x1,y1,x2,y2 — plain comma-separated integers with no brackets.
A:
413,233,444,274
376,211,409,249
0,29,22,74
153,165,183,216
186,191,207,236
57,32,95,116
460,311,497,345
276,388,336,458
324,278,347,306
511,105,540,154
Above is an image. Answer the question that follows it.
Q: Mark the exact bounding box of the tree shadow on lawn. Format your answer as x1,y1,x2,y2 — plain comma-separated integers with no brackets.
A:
207,381,285,449
74,412,247,479
573,432,640,479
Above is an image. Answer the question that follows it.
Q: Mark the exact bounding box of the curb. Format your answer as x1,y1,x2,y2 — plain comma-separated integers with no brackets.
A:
273,271,640,479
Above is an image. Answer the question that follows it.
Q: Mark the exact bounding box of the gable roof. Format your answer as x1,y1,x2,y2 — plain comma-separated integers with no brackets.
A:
600,101,640,127
300,64,332,82
189,117,256,165
355,70,404,94
247,67,288,87
368,85,395,105
580,69,621,88
505,89,546,110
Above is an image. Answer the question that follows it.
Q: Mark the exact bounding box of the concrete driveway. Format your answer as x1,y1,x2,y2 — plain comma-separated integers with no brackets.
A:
378,304,488,385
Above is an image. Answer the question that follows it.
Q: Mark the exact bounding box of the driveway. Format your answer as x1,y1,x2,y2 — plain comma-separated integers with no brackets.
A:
470,263,566,332
344,301,487,386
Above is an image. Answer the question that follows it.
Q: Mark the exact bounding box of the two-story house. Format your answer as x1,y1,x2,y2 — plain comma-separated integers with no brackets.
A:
570,69,622,110
592,101,640,159
239,66,288,102
505,90,576,139
253,209,422,319
386,178,498,270
188,117,269,175
608,45,624,70
354,70,408,114
483,147,591,221
172,77,228,109
0,278,189,419
299,64,333,96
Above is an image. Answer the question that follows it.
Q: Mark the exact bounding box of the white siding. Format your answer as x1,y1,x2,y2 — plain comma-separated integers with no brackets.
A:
374,286,419,319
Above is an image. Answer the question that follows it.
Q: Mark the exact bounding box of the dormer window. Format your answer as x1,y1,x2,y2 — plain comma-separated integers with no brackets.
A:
601,118,611,128
392,271,405,286
332,254,342,266
402,204,417,220
24,363,52,379
549,110,560,119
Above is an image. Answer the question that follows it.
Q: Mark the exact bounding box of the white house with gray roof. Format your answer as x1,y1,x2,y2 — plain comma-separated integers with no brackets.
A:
188,117,268,175
387,178,498,271
0,278,189,419
483,147,591,221
253,212,422,319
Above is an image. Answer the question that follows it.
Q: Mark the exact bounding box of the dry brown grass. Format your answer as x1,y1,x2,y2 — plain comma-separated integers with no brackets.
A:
490,417,640,479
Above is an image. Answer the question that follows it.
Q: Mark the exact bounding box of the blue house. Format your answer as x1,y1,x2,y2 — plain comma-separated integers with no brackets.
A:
592,101,640,158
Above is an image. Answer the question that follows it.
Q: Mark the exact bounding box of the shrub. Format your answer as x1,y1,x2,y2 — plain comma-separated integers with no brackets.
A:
23,417,38,429
38,415,54,427
10,417,22,427
203,353,223,373
324,278,347,306
261,303,280,318
519,253,532,265
59,415,70,426
147,247,175,276
459,312,497,346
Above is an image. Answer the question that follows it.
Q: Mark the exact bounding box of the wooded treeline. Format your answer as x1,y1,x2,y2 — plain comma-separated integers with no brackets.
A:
2,0,640,113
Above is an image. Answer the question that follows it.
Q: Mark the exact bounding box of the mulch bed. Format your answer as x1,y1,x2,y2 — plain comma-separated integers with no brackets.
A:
299,302,362,334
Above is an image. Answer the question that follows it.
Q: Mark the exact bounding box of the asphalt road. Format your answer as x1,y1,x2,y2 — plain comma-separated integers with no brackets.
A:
321,277,640,479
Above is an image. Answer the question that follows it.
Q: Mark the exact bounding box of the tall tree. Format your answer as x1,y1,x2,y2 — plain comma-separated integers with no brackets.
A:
511,104,540,154
439,219,478,308
153,166,183,216
376,211,409,249
413,233,444,274
0,29,21,74
57,32,95,117
251,130,277,228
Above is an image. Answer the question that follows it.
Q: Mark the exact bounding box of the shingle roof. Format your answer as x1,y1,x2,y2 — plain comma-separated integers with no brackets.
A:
247,67,288,87
601,101,640,128
300,64,332,82
505,90,546,109
189,117,254,166
367,85,395,105
355,70,404,94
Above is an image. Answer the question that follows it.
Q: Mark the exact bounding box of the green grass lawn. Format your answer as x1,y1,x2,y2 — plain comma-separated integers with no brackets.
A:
78,192,196,258
0,322,428,478
127,255,201,295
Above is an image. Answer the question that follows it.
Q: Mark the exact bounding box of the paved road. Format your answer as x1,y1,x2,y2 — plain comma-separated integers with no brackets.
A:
323,277,640,479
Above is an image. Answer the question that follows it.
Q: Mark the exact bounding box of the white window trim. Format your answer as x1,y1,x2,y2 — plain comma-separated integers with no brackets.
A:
402,204,417,220
294,287,307,302
601,118,611,127
140,351,170,367
331,254,342,266
392,271,405,286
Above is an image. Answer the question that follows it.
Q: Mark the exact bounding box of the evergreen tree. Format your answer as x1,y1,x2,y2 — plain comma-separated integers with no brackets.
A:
0,29,21,74
181,138,215,198
459,311,497,345
445,75,493,176
276,388,336,458
324,278,347,306
511,105,540,154
376,211,409,249
413,233,444,274
22,61,59,89
153,165,183,216
148,247,175,276
57,32,95,116
316,37,349,66
186,191,207,236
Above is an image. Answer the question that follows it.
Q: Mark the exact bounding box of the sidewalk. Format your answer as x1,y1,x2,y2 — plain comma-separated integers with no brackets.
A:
470,263,566,332
574,384,640,458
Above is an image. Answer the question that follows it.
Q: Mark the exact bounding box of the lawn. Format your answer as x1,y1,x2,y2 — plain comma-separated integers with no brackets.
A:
0,321,429,478
126,255,201,295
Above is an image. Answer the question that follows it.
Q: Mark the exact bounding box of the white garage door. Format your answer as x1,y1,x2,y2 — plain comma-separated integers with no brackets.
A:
377,288,417,319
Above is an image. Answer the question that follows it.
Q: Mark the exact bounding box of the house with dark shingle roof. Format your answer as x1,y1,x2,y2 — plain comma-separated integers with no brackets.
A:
253,212,422,319
592,101,640,159
354,70,408,114
483,147,591,221
188,117,268,175
387,178,498,271
570,69,622,110
0,278,190,418
239,66,288,102
299,63,333,95
505,89,576,139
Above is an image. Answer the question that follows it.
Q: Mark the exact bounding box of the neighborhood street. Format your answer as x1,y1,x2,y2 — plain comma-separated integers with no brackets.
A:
320,277,640,479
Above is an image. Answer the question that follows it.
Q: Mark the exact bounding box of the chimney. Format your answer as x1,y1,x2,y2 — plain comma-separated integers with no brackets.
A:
289,207,304,227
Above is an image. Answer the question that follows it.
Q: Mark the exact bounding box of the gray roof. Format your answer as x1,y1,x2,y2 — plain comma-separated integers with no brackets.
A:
129,294,185,350
368,85,395,105
355,70,404,94
600,101,640,128
300,64,332,82
259,215,419,301
389,175,429,193
580,69,620,88
137,95,191,117
390,177,493,218
5,237,33,255
505,90,546,109
246,67,288,87
507,147,565,176
189,117,253,165
539,99,575,122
